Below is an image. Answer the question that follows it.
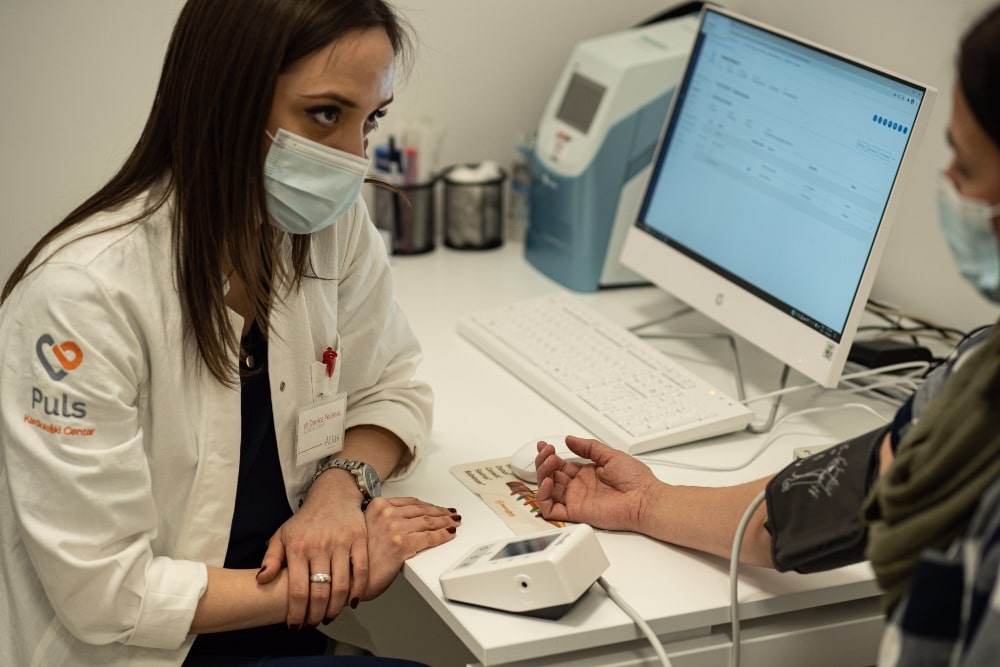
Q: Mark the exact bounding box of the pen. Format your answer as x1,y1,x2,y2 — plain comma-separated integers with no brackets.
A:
374,143,392,174
388,135,403,173
404,146,418,185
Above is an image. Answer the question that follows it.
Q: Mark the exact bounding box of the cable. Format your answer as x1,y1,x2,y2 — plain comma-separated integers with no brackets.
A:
639,403,887,473
597,576,673,667
837,376,922,399
864,299,968,343
855,324,961,346
636,325,917,431
729,490,767,667
745,364,790,434
596,489,769,667
741,361,931,405
834,363,927,407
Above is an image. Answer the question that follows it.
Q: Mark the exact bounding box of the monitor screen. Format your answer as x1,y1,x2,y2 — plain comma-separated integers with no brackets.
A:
620,6,935,387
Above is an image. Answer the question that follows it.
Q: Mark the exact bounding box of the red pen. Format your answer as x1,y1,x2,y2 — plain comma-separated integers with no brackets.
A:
322,347,337,377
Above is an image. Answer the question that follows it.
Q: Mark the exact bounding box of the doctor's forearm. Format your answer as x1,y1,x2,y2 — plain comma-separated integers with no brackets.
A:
340,424,408,481
305,425,407,506
190,567,289,634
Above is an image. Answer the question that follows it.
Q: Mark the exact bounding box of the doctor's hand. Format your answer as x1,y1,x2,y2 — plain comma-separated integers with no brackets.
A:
534,435,660,534
257,472,369,628
361,496,462,600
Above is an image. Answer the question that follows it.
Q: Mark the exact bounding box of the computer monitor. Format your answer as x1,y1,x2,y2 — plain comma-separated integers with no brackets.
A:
619,6,936,388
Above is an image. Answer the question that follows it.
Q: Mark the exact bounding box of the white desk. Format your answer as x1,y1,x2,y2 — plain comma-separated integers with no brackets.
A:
328,242,893,667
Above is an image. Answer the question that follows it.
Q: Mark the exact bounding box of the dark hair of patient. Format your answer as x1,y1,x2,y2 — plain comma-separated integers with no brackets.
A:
959,3,1000,147
2,0,410,385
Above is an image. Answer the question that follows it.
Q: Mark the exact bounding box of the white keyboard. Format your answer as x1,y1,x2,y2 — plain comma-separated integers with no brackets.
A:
457,293,754,454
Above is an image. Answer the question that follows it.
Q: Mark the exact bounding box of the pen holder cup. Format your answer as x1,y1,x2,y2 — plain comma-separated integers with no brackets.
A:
442,165,507,250
372,180,436,255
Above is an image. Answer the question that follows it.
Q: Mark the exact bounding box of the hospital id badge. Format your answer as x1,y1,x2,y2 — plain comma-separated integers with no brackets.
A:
295,393,346,466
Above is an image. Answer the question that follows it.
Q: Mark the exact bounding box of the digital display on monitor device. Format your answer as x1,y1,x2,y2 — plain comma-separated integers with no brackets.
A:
490,533,561,561
555,72,607,134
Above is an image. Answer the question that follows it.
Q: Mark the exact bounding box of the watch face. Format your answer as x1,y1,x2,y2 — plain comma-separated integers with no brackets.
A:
362,465,382,497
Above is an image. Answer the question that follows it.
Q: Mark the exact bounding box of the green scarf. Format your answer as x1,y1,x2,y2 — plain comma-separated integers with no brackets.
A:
863,321,1000,614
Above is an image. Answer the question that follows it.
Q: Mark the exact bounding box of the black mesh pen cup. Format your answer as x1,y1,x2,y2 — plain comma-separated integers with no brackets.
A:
442,164,507,250
372,179,436,255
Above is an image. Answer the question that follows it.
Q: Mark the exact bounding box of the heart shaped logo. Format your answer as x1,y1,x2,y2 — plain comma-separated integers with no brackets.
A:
36,334,83,382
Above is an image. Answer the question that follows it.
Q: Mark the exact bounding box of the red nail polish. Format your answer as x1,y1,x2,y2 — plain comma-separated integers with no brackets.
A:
447,526,457,534
350,598,359,609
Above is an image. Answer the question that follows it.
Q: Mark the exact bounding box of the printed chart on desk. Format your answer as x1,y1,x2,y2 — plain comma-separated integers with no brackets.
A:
450,460,566,535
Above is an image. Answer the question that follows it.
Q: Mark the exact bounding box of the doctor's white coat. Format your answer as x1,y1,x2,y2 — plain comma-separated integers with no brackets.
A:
0,186,432,666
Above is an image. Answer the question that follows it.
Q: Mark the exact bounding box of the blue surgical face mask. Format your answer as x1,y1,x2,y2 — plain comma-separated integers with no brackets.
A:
263,128,371,235
937,174,1000,303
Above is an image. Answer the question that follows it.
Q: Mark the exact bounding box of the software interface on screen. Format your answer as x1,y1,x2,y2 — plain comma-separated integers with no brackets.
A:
637,11,925,342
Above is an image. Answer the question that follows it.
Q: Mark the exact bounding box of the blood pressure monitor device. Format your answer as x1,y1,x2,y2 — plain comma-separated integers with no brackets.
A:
439,524,610,619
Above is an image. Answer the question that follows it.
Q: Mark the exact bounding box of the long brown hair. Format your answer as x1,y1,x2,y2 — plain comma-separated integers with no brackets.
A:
1,0,411,385
958,3,1000,149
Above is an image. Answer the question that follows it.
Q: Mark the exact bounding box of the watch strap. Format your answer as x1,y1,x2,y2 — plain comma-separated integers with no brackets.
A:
312,458,379,503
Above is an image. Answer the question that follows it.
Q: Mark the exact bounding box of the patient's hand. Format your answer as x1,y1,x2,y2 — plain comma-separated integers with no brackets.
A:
534,435,658,533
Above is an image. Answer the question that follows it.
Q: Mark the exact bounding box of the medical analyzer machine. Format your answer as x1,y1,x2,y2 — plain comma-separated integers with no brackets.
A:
524,14,698,292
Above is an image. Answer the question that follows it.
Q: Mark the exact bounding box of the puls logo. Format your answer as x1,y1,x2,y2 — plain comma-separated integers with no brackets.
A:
36,334,83,381
32,334,87,419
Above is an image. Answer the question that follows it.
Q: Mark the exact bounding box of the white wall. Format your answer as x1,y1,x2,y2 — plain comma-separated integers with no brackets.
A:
0,2,184,282
383,0,675,166
2,0,997,330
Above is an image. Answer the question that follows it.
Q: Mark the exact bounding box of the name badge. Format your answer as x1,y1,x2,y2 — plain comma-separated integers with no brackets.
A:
295,393,347,466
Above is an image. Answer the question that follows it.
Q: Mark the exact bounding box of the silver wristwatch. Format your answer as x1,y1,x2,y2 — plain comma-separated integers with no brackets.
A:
313,458,382,510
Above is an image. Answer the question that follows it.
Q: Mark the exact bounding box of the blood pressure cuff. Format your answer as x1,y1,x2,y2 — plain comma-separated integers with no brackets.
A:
764,425,888,573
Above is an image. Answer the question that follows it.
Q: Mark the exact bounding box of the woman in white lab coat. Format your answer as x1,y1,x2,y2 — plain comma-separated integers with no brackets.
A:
0,0,460,665
533,4,1000,666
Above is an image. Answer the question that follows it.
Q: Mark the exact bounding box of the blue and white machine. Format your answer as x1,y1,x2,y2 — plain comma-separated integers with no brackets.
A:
525,15,697,292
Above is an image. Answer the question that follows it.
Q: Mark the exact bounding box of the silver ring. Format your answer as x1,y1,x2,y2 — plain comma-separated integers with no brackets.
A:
309,573,332,584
